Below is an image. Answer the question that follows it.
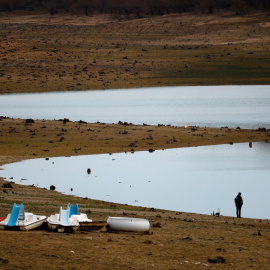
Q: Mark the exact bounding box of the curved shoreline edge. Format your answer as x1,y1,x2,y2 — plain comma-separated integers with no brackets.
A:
0,117,269,166
1,117,269,216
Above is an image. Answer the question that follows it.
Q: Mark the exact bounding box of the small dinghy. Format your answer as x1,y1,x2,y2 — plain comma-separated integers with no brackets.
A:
106,217,150,233
0,203,46,231
47,203,92,232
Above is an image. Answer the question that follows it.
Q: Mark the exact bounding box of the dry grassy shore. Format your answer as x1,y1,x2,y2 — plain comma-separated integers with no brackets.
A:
0,10,270,270
0,117,270,269
0,11,270,93
0,117,269,165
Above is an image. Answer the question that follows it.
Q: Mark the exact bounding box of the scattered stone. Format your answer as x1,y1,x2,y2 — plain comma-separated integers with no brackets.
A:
208,256,226,263
62,118,70,124
129,142,137,147
25,119,35,123
144,240,153,244
0,257,8,264
182,236,193,241
79,120,87,124
2,182,13,188
256,127,267,132
217,248,226,252
153,222,162,228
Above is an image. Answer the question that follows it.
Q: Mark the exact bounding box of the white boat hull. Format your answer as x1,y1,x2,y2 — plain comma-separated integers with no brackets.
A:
0,213,46,231
19,219,46,231
106,217,150,233
47,213,92,233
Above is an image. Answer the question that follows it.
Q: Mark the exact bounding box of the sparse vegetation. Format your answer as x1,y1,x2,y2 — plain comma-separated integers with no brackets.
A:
0,117,269,164
0,11,270,93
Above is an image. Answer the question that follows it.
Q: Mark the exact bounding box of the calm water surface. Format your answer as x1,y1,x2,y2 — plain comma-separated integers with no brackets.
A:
1,142,270,219
1,85,270,128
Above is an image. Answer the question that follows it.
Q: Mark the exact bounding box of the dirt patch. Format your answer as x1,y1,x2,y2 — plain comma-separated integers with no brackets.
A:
0,117,269,165
1,11,270,93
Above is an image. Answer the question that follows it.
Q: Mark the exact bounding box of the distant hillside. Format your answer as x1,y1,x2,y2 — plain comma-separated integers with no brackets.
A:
1,0,269,16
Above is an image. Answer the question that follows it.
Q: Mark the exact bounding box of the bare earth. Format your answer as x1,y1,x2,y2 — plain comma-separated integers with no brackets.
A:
0,11,270,270
0,10,270,93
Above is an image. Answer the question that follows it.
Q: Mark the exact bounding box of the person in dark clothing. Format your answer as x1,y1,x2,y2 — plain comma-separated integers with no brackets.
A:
235,192,243,218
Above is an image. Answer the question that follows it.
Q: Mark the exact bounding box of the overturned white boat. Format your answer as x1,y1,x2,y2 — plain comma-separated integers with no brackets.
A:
47,203,92,232
0,203,46,231
106,216,150,233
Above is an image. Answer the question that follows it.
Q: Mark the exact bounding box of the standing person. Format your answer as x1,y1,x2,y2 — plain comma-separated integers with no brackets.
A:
235,192,243,218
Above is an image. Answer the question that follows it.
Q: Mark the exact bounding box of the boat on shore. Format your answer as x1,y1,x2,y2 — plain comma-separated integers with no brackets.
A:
47,203,92,232
0,203,46,231
106,216,150,233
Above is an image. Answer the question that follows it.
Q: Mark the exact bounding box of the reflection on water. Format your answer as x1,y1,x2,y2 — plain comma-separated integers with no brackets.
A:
1,142,270,219
0,85,270,128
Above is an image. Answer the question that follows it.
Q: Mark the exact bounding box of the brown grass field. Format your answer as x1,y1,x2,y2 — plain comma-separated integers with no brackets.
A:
0,10,270,93
0,11,270,270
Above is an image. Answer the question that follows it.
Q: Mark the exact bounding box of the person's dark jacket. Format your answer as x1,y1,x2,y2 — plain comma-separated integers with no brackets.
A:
235,195,243,207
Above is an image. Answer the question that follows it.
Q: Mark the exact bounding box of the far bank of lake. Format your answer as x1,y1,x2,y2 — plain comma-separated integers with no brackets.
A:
1,85,270,129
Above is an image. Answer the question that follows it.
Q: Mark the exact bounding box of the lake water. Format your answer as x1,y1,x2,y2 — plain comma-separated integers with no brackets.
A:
1,85,270,128
1,85,270,219
1,142,270,220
